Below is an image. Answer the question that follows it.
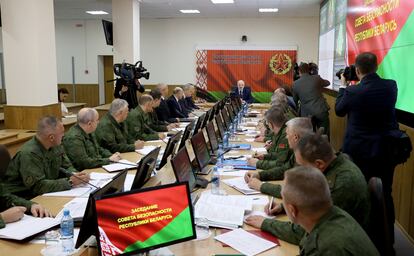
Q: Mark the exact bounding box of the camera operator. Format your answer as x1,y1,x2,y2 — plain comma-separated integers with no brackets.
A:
335,52,399,245
113,61,149,110
114,77,144,110
292,62,331,137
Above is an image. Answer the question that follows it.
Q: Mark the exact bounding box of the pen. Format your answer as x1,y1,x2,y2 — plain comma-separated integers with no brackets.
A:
268,196,273,212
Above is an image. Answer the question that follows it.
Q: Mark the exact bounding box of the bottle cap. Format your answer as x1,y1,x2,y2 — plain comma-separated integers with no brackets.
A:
63,209,70,216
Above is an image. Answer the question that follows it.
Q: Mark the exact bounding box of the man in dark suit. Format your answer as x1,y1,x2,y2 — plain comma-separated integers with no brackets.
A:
167,87,188,118
335,52,399,244
154,83,179,123
183,84,200,110
231,80,253,103
292,63,330,136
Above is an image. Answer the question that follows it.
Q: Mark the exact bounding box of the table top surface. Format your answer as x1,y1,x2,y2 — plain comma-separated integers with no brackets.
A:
0,107,299,256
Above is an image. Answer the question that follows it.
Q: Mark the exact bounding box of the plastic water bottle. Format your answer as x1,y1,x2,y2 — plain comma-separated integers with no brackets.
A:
223,131,230,149
217,144,224,164
211,166,221,195
60,209,74,254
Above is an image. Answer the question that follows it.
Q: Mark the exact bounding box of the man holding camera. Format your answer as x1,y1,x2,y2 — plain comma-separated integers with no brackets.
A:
335,52,399,245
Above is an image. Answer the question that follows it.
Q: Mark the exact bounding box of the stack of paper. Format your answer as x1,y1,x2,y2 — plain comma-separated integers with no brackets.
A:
0,215,59,240
135,145,157,155
194,193,253,229
55,197,89,221
218,159,256,170
214,228,277,256
222,177,260,195
102,159,138,172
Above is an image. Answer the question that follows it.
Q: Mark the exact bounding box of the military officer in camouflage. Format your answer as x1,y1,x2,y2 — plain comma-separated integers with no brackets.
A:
247,106,293,170
63,108,123,170
245,133,370,245
264,166,378,255
245,117,313,193
149,89,179,132
0,183,51,228
2,116,90,199
95,99,145,153
126,95,167,141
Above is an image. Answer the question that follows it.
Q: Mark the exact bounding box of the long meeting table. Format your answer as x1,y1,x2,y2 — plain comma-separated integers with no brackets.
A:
0,105,299,256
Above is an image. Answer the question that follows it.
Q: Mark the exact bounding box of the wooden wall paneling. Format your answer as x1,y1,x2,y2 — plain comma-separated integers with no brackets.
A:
4,104,61,130
323,92,347,151
104,56,114,104
58,84,99,107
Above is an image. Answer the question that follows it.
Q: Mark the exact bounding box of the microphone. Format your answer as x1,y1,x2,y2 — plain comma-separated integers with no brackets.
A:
59,168,99,189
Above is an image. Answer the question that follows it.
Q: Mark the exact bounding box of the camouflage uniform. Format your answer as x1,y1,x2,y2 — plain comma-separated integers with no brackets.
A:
299,206,379,256
261,153,370,244
147,111,168,132
0,183,33,228
2,137,76,199
256,124,293,170
95,113,135,153
63,124,112,170
125,106,159,141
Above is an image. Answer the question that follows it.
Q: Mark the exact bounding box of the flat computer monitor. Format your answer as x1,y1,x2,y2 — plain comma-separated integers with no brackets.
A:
171,147,197,191
200,109,212,130
130,146,161,190
215,114,225,141
94,182,196,256
208,104,217,122
221,108,231,130
75,170,128,248
190,131,213,174
157,131,182,170
226,104,235,121
178,120,195,150
206,121,219,155
193,113,205,135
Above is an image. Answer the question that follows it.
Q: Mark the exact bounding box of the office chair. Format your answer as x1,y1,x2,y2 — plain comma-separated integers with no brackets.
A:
368,177,394,256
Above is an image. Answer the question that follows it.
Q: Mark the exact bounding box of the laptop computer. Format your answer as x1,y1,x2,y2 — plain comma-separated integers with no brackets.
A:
131,146,161,190
156,131,182,170
171,146,209,191
190,131,215,175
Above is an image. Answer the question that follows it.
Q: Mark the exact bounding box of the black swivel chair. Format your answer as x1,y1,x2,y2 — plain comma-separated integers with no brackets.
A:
0,144,11,179
368,177,394,256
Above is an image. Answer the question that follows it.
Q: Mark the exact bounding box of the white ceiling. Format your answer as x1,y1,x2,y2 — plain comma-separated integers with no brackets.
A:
54,0,321,20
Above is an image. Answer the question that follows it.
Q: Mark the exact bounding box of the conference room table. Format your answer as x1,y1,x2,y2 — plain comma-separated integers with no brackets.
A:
0,107,299,256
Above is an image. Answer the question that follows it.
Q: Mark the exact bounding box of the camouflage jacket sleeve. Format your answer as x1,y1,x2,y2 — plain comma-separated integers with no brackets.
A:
259,153,296,181
64,135,110,170
18,152,71,196
0,183,33,213
148,113,168,132
261,219,305,245
126,114,159,141
260,183,282,198
96,124,135,153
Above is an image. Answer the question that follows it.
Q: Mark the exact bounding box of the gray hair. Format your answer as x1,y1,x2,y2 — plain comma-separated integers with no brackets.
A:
173,87,183,94
271,91,288,106
286,117,313,137
37,116,61,137
77,108,98,124
282,166,332,214
183,83,194,92
109,99,129,116
156,83,167,90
